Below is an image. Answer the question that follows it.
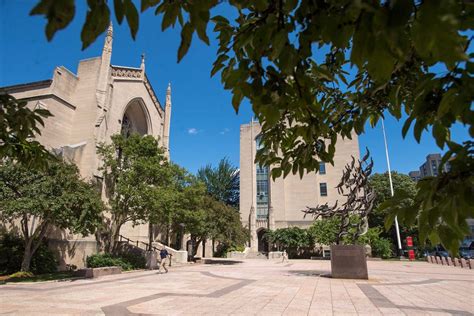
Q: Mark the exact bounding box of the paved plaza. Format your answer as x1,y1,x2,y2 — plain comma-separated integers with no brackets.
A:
1,259,473,315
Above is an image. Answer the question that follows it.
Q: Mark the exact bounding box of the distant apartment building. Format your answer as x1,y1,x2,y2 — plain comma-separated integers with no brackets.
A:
409,153,449,181
408,171,421,182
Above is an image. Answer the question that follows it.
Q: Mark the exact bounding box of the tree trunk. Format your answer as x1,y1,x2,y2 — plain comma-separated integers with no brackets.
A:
191,236,203,258
166,222,170,246
20,222,49,272
108,221,123,254
148,222,153,251
21,242,33,272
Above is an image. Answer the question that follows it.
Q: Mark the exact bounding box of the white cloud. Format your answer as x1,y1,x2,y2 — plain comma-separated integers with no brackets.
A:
187,128,198,135
219,128,230,135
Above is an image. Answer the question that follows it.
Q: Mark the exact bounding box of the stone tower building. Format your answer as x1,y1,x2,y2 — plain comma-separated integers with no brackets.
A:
240,121,360,253
2,23,172,267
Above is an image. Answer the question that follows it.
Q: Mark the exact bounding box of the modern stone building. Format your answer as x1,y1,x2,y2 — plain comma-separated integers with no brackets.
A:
2,24,172,267
408,153,450,181
239,121,360,253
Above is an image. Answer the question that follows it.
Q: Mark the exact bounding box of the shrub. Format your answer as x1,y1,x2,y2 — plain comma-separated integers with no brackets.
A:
86,253,146,271
371,238,393,259
119,252,146,269
9,271,34,279
357,228,394,259
0,233,57,275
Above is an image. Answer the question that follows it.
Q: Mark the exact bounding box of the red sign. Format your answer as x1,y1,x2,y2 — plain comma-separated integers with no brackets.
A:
408,249,415,261
406,236,413,247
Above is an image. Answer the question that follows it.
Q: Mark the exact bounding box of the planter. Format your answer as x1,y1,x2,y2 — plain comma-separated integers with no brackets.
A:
330,245,368,279
73,266,122,278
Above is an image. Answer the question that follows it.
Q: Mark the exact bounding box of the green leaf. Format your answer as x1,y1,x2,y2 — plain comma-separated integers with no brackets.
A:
140,0,160,12
30,0,76,41
114,0,125,24
413,120,424,143
124,0,139,40
81,1,110,50
437,88,456,118
432,123,447,148
270,31,287,60
177,23,193,62
401,117,414,138
231,89,243,114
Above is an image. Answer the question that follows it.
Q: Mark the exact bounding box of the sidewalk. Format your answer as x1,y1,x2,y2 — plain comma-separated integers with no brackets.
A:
0,259,473,315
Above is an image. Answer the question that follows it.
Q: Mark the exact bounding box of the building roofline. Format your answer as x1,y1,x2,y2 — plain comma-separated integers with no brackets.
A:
111,64,141,71
0,79,53,92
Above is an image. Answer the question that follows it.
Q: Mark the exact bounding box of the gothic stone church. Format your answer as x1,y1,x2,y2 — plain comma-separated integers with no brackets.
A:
2,24,172,268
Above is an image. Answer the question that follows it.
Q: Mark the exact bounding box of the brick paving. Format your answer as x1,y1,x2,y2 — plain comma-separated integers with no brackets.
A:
0,259,473,315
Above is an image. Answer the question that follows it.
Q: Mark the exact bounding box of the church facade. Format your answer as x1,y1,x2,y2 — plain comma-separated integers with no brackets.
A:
239,121,360,253
2,24,172,268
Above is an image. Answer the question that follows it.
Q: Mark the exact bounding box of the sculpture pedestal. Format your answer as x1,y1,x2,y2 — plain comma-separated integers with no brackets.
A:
330,245,368,279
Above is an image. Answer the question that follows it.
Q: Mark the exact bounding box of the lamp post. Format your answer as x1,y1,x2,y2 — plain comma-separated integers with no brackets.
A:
381,119,403,258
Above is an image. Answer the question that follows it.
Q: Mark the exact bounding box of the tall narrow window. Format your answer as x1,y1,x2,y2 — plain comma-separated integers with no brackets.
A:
320,183,328,197
255,135,269,219
319,162,326,175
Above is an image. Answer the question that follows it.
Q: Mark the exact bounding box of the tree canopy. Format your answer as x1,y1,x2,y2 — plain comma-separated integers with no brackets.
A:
97,133,170,253
0,159,103,272
197,157,240,208
368,172,417,229
25,0,474,253
0,94,53,169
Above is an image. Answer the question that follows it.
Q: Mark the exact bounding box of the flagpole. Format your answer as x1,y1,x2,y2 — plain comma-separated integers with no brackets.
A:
381,119,403,257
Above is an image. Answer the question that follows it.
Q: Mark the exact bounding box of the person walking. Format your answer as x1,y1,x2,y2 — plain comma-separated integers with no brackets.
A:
282,249,289,263
159,247,170,273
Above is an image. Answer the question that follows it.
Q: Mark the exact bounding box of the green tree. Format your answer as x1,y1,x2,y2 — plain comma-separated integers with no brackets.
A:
28,0,474,253
309,217,340,247
0,159,103,272
357,227,394,259
309,217,394,258
97,133,170,253
197,157,239,208
174,180,208,257
369,172,418,247
0,94,53,168
266,227,314,258
203,195,248,253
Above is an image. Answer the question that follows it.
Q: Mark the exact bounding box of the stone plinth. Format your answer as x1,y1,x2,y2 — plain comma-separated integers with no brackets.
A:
74,266,122,278
330,245,368,280
268,251,284,259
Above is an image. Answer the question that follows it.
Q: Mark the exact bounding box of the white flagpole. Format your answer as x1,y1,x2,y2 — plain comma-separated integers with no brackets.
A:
381,119,403,256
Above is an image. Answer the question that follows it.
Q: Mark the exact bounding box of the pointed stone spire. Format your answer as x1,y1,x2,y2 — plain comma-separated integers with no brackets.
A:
103,22,113,56
140,53,145,71
163,82,172,156
166,82,171,104
96,21,113,111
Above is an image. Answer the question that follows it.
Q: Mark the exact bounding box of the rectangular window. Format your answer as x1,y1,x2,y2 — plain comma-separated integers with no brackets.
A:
320,183,328,197
319,162,326,175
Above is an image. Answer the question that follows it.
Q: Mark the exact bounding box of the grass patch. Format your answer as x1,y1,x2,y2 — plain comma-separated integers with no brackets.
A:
1,271,76,283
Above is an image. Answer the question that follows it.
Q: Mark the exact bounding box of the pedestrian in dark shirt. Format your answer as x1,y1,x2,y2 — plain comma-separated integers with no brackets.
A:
159,248,169,273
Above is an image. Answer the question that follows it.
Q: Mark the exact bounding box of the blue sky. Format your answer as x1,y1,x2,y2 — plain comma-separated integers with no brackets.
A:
1,1,471,176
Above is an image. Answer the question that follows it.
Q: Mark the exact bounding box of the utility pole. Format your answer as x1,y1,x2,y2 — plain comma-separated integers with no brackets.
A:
381,119,403,258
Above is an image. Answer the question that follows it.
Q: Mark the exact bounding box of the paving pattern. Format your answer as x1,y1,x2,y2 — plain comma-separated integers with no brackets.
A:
0,259,473,315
